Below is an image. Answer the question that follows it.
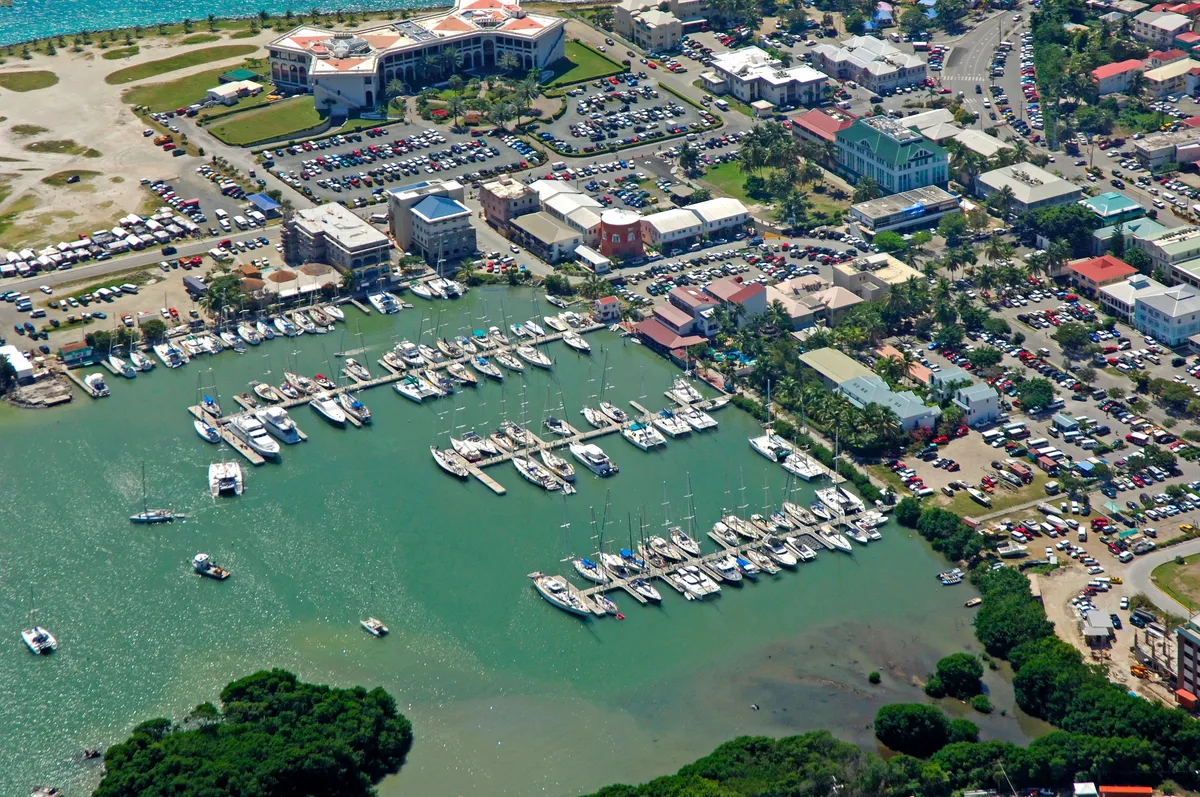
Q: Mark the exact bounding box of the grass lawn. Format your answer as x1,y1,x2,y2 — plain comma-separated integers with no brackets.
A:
11,124,49,137
702,161,759,204
0,71,59,92
0,195,40,246
940,471,1056,517
106,45,258,85
123,62,260,111
1151,553,1200,611
102,46,139,60
545,40,625,88
24,140,102,158
207,97,323,146
42,170,101,187
198,90,273,119
230,29,260,39
181,34,222,45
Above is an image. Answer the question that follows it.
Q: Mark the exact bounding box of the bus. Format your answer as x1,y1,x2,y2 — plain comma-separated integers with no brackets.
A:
913,41,930,51
1003,423,1030,440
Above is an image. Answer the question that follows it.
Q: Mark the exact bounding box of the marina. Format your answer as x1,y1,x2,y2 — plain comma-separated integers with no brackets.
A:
0,286,1042,797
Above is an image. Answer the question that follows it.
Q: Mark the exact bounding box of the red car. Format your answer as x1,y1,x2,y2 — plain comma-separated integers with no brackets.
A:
933,435,950,445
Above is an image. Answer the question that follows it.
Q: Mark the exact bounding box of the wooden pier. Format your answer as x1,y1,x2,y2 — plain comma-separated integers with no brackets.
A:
348,298,372,315
187,405,266,465
64,368,103,398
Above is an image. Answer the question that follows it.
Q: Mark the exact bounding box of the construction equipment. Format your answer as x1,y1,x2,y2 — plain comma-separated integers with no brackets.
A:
1130,664,1151,679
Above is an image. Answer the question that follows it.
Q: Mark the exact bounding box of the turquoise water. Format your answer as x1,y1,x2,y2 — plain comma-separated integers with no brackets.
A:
0,0,440,46
0,287,1045,796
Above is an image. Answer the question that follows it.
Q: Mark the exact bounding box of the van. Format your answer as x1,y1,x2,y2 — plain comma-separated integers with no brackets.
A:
551,161,567,171
1078,528,1087,542
29,308,46,319
120,283,138,295
1045,480,1061,495
981,429,1004,444
1145,353,1160,365
889,32,901,41
370,213,388,224
214,209,229,219
714,99,729,111
233,215,249,230
219,219,232,232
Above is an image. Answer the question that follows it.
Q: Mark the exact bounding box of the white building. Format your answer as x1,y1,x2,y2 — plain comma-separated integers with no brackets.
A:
641,208,704,248
0,344,33,381
1099,273,1168,321
614,0,705,44
386,178,466,251
1132,10,1191,46
1090,59,1145,95
206,80,263,105
701,47,829,108
267,0,566,112
849,185,961,236
974,163,1083,217
409,194,477,265
811,35,926,93
285,203,391,285
685,197,751,236
953,382,1000,428
622,7,683,52
1134,284,1200,345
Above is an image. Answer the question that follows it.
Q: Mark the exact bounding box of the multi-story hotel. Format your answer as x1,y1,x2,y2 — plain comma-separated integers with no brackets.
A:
268,0,566,111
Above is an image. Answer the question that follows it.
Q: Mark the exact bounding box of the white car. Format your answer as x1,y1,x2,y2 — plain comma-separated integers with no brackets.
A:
38,285,52,295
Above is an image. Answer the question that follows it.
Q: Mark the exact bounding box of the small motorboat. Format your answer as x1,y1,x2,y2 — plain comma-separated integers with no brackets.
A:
193,553,230,580
194,419,220,443
313,374,336,391
360,617,389,636
309,396,347,427
343,358,371,382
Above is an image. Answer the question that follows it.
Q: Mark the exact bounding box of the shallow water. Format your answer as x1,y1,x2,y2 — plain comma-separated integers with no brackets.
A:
0,287,1045,795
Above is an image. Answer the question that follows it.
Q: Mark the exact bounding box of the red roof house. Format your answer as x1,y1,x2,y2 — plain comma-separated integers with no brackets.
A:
1068,255,1137,292
790,108,857,145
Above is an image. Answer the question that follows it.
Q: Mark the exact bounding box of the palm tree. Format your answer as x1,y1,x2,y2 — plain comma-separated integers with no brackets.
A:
515,72,542,129
739,141,768,176
207,13,217,31
498,51,520,74
799,160,823,187
852,177,881,203
678,143,701,175
447,94,466,128
441,47,463,79
994,185,1016,220
984,236,1012,265
1025,250,1049,281
1046,239,1072,277
488,99,515,130
385,78,405,104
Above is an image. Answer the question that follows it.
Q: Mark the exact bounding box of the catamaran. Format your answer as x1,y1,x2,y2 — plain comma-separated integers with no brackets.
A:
360,617,389,636
749,433,792,462
369,293,401,314
153,342,188,368
622,421,666,451
783,451,825,481
671,377,704,404
21,594,57,655
652,408,691,438
208,461,244,498
394,374,441,403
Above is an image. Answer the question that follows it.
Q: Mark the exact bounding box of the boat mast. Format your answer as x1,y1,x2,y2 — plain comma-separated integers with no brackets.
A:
738,467,749,517
685,472,699,539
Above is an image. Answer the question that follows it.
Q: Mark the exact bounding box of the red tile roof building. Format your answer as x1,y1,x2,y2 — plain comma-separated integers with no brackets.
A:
635,319,707,353
1068,254,1138,293
790,108,857,146
1091,59,1146,94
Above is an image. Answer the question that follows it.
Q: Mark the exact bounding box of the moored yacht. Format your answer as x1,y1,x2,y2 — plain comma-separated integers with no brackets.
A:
494,350,525,372
678,406,718,431
599,401,628,424
109,354,136,379
343,358,371,382
396,341,426,368
670,528,702,557
544,417,576,436
539,449,575,482
447,362,478,387
417,343,444,364
573,557,609,584
652,408,691,438
394,374,441,402
21,620,56,655
253,382,282,403
84,373,110,396
129,349,154,371
562,330,591,353
524,319,546,337
621,421,666,451
709,554,744,583
323,304,345,321
431,445,470,478
784,536,818,561
671,377,704,404
153,343,187,368
515,344,552,369
569,442,618,476
229,414,280,458
256,319,275,340
309,396,347,427
513,456,561,491
368,292,401,314
194,419,220,443
470,356,503,381
629,577,662,602
783,452,825,481
338,392,372,424
237,323,261,346
255,406,302,444
580,407,609,428
284,371,317,395
274,317,300,337
544,314,569,332
762,537,799,567
528,572,593,617
749,433,792,462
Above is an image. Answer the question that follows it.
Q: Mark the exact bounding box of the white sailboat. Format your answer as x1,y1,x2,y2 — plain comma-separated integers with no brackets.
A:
621,421,666,451
528,572,593,617
652,408,691,438
20,590,56,655
109,353,136,379
515,344,553,369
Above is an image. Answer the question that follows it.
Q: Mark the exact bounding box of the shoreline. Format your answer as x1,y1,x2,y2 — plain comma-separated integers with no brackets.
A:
0,0,611,49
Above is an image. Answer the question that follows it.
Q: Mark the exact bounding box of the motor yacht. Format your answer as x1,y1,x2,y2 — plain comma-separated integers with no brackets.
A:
193,553,230,580
544,315,569,332
255,406,302,444
710,554,744,583
784,537,818,561
309,396,347,427
109,354,136,379
515,344,552,369
735,556,760,580
673,564,720,597
229,414,281,458
208,461,244,497
431,445,470,478
369,293,401,314
84,373,110,396
338,392,372,424
528,572,593,617
253,382,282,403
396,341,426,368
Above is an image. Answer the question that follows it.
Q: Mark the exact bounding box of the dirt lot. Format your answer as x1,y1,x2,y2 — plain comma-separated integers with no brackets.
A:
0,30,275,250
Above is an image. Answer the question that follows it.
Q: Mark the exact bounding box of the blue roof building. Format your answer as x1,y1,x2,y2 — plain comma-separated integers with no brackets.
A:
247,192,282,217
409,194,476,266
839,375,941,430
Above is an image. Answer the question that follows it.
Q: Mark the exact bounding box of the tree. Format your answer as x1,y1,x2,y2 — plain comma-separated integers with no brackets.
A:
873,231,908,253
1015,378,1055,412
200,274,246,319
852,177,881,203
925,653,984,700
95,669,413,797
1125,247,1152,274
688,188,712,203
1053,322,1094,356
140,318,167,344
874,703,952,758
678,142,702,175
935,323,964,349
1141,443,1177,472
965,346,1003,371
938,212,969,247
543,274,575,296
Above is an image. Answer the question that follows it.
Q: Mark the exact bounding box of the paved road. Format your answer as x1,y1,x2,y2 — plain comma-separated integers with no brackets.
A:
1127,538,1200,615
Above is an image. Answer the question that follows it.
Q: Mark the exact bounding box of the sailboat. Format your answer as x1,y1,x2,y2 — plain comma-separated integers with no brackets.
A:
20,589,57,654
130,462,177,524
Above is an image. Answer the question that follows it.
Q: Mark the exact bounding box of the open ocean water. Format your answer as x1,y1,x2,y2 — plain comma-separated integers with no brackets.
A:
0,0,441,46
0,287,1047,795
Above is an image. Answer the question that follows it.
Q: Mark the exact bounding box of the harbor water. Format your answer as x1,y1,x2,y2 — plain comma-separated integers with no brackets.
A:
0,0,444,46
0,287,1046,795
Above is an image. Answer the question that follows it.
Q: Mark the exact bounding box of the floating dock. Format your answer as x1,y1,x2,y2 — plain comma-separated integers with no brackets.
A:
64,369,102,398
187,404,266,465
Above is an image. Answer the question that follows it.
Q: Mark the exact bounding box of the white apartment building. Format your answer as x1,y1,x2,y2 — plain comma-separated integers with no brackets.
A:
285,203,392,285
1132,10,1191,47
409,194,477,265
701,47,829,108
1134,284,1200,345
386,178,465,251
641,208,704,248
811,35,926,93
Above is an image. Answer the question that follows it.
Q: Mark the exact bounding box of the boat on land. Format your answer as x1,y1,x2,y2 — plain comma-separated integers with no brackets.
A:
622,421,666,451
494,350,525,373
447,362,478,386
652,408,691,438
599,402,628,424
431,445,470,478
672,377,704,404
194,419,220,443
573,557,609,584
562,330,591,353
544,417,577,437
360,617,389,636
338,392,372,424
255,406,302,444
528,571,593,617
109,354,136,379
193,553,230,580
85,373,110,396
253,382,282,403
343,358,371,382
516,344,553,369
310,396,347,427
208,461,244,498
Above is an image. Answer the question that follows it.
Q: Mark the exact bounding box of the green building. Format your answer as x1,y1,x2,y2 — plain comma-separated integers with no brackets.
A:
834,116,949,194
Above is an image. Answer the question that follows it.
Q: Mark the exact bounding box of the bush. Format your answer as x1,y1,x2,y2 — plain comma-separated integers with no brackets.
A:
874,703,951,758
868,671,881,684
949,718,979,744
970,695,994,714
930,653,984,699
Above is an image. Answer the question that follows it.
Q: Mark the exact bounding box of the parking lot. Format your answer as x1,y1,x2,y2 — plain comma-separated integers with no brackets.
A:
536,75,719,156
263,125,545,207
